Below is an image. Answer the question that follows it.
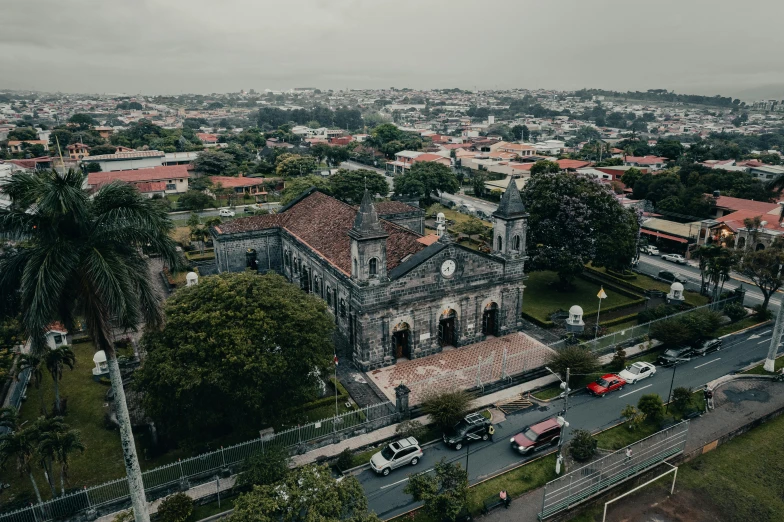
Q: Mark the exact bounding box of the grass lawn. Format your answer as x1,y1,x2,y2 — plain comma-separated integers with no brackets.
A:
523,271,641,323
189,497,236,521
676,410,784,521
606,318,639,333
716,317,766,338
425,204,492,228
743,354,784,375
466,454,557,513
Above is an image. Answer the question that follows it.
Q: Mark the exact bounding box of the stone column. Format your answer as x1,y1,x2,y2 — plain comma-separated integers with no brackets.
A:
395,383,411,417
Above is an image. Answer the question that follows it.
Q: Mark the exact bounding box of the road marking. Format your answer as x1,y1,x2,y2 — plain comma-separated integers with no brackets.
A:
694,358,721,369
380,467,435,489
749,334,762,340
619,384,652,398
759,339,772,345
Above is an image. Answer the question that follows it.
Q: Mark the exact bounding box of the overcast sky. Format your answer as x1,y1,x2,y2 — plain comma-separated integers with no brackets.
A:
2,0,783,99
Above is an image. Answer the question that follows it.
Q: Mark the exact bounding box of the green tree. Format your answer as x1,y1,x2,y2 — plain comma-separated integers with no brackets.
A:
193,150,236,175
0,423,44,503
0,169,181,522
8,127,38,141
156,493,193,522
329,168,389,204
734,245,784,310
471,170,488,197
89,144,118,156
177,190,216,211
231,464,379,522
649,318,691,346
393,162,458,206
620,404,644,430
395,419,427,441
610,345,627,371
310,143,331,165
455,216,487,237
405,459,468,522
44,345,76,414
530,160,561,175
325,146,351,168
568,429,597,461
672,387,692,412
135,272,334,441
16,353,47,415
276,154,318,177
68,114,97,130
280,175,332,205
620,167,643,188
420,389,474,432
236,445,290,488
545,346,598,381
638,394,665,423
37,427,84,496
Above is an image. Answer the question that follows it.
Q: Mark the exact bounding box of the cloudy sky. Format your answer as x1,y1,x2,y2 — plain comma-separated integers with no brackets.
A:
2,0,783,99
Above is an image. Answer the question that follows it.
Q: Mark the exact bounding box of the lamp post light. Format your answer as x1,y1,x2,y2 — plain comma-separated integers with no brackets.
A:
545,366,570,474
595,287,608,340
665,360,682,414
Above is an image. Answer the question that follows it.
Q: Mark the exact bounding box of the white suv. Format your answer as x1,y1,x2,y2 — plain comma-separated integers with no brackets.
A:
618,362,656,384
370,437,422,476
218,208,235,217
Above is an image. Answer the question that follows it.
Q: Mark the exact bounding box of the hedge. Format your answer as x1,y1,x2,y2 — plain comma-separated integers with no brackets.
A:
578,271,643,300
291,377,350,413
584,265,652,296
521,311,555,328
599,313,640,328
185,251,216,262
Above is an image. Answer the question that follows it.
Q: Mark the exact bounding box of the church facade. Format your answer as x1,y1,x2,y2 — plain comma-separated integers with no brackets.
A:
210,181,529,371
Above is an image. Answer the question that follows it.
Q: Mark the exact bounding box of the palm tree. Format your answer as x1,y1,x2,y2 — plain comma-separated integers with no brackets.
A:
0,424,44,503
0,169,181,522
31,416,67,498
0,406,20,430
45,345,76,415
38,427,84,496
17,353,47,416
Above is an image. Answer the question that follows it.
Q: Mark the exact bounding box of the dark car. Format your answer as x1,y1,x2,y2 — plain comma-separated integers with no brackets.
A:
443,413,493,450
657,345,694,366
693,338,722,357
657,270,686,284
510,417,561,454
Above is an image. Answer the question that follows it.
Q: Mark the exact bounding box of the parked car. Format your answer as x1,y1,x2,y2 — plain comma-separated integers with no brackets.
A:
657,345,694,366
218,208,235,217
661,253,687,264
618,362,657,384
369,437,422,476
640,245,660,255
657,270,686,284
693,338,722,357
443,413,493,450
586,374,627,397
510,417,561,454
244,205,259,214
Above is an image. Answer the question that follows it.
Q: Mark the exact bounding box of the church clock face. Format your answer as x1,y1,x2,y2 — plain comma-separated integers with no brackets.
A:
440,259,456,277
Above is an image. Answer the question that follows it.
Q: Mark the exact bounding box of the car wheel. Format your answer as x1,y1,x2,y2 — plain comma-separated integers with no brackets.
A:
410,457,419,466
702,352,706,357
600,393,606,397
382,468,391,476
482,433,489,441
631,379,637,385
454,443,463,451
619,386,624,391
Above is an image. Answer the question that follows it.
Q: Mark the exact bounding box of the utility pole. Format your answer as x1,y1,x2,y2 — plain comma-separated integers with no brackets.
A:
765,303,784,372
665,361,679,414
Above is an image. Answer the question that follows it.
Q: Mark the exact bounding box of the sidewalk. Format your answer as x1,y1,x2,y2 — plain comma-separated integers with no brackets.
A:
479,376,784,522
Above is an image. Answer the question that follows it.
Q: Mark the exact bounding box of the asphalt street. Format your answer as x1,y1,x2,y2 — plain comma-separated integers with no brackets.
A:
361,323,779,520
635,253,782,311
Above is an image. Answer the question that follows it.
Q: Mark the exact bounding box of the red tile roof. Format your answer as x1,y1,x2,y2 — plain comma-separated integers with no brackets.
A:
375,201,420,215
412,153,449,163
197,133,218,143
87,164,191,186
557,159,591,170
135,182,167,193
215,191,426,275
714,195,779,214
715,209,781,232
624,155,668,164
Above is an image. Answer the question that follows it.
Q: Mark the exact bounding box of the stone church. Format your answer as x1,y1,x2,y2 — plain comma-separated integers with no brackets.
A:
210,180,529,371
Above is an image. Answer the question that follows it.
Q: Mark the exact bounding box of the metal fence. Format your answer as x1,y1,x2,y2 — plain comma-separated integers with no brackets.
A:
538,421,690,520
548,296,738,356
0,401,397,522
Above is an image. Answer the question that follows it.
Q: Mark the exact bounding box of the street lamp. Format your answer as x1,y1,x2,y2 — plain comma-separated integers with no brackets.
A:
665,359,684,414
545,366,570,474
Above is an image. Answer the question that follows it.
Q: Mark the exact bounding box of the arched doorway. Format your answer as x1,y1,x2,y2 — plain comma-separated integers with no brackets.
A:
482,302,498,336
245,249,258,271
392,322,411,359
439,309,457,347
301,268,310,293
756,243,766,251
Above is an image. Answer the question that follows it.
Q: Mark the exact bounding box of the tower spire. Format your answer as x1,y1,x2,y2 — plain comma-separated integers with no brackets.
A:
493,177,526,218
350,189,386,238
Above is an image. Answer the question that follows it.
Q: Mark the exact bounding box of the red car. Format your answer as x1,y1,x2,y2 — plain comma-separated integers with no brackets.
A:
586,374,626,397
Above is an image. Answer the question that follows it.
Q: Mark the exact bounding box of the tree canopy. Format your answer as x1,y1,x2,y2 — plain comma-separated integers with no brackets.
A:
135,272,334,441
521,172,639,286
276,153,318,177
393,162,458,205
329,168,389,203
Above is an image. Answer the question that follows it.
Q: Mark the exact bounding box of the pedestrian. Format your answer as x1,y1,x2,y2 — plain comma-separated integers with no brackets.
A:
500,490,510,508
625,448,632,462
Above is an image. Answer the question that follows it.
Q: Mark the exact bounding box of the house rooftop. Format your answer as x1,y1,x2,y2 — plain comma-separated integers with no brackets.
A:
87,164,191,186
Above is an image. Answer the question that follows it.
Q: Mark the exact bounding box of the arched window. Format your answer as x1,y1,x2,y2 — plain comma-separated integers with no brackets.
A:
284,250,290,267
497,236,503,251
326,286,332,307
340,298,347,318
369,258,378,276
313,276,320,296
513,235,521,252
353,258,358,276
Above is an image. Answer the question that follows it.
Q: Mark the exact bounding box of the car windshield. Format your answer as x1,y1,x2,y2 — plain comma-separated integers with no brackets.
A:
523,428,538,441
380,446,396,460
596,378,609,387
446,422,468,437
626,366,641,375
664,349,679,357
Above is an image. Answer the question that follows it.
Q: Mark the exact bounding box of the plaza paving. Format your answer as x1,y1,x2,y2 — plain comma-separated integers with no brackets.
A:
367,332,555,405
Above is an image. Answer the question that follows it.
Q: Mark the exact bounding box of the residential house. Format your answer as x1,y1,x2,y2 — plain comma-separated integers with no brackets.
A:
46,322,69,350
66,142,90,160
748,164,784,182
489,142,536,157
6,140,50,154
86,164,190,195
640,217,702,255
81,150,165,172
623,155,668,171
197,133,219,145
94,126,114,139
208,175,274,202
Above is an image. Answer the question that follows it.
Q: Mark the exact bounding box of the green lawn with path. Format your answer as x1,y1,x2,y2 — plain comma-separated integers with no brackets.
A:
522,271,640,323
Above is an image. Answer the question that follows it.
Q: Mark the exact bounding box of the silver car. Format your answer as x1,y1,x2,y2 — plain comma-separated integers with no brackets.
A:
370,437,422,476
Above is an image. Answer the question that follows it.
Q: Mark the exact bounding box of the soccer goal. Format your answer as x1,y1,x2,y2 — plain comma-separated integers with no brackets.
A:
602,462,678,522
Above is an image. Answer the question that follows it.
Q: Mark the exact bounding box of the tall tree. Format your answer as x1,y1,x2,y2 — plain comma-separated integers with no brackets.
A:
17,353,47,415
530,160,560,175
37,427,84,497
405,459,469,522
0,424,44,503
734,244,784,310
279,175,332,205
135,272,334,441
275,154,318,177
0,169,181,522
67,114,97,130
393,162,458,205
193,150,236,175
45,345,76,414
329,168,389,204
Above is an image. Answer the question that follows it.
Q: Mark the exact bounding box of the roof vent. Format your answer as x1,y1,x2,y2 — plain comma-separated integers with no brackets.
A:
713,190,720,198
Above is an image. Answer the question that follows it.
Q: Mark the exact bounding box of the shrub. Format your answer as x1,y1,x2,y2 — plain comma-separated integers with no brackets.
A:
236,444,290,487
112,510,133,522
753,304,773,321
568,429,597,461
156,493,192,522
395,419,427,441
545,345,599,380
610,346,627,371
421,389,474,432
335,448,354,471
672,387,692,411
723,302,747,322
621,404,644,430
638,394,665,424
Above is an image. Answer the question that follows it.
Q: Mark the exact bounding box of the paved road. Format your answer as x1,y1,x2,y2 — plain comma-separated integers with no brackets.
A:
340,160,395,191
169,202,281,221
438,191,498,216
636,253,782,311
362,323,779,520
